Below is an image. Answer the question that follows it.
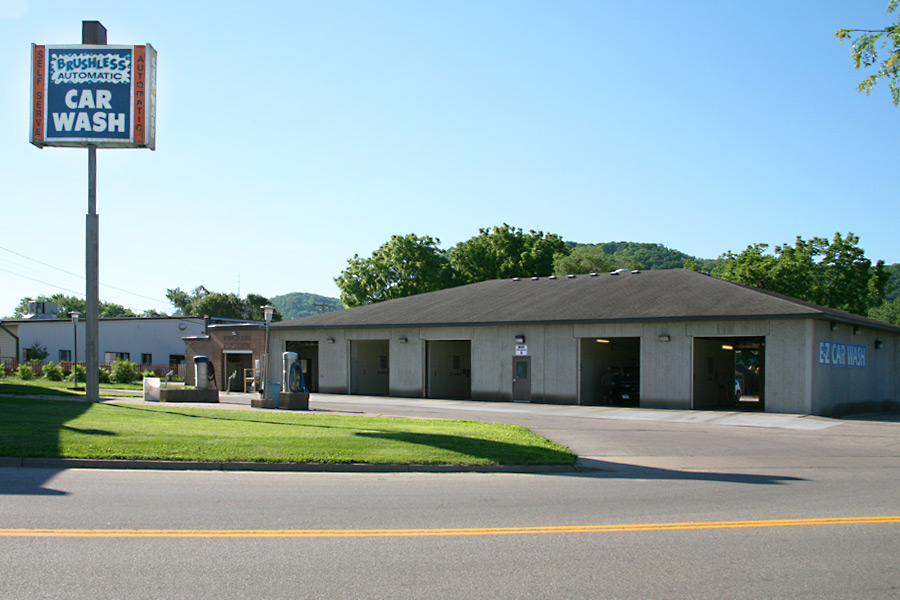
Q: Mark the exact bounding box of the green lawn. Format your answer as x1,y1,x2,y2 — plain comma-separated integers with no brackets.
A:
0,397,576,466
0,378,152,397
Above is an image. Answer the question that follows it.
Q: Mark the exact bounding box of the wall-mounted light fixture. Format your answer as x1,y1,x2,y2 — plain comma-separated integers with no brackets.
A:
721,344,734,351
875,340,884,350
596,338,610,344
830,321,837,331
515,335,525,344
399,336,408,343
326,337,335,344
658,335,670,342
853,326,860,335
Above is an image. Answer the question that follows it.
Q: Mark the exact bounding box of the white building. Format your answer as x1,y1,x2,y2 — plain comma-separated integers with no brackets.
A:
0,316,206,369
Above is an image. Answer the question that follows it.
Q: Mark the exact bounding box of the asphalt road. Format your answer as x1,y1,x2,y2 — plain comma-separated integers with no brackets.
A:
2,395,899,599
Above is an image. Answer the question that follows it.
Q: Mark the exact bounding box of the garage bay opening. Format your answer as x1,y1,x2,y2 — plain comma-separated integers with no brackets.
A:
426,340,471,399
693,336,765,411
579,337,640,406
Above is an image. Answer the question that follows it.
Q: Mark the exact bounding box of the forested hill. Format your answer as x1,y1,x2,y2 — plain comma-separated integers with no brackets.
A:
271,292,343,320
564,241,721,272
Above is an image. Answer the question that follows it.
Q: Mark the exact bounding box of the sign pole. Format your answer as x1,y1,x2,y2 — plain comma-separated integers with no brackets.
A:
85,144,99,402
30,22,156,404
83,21,106,403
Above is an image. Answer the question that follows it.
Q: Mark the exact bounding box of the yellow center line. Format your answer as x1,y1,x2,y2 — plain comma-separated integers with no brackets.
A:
2,516,899,538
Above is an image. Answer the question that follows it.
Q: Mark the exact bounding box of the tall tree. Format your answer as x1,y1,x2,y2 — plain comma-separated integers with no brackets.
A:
335,234,459,308
449,224,568,283
713,233,889,316
836,1,900,106
165,286,280,321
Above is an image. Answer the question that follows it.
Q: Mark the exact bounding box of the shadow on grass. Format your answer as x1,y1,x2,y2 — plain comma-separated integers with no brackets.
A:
357,431,575,466
0,395,95,495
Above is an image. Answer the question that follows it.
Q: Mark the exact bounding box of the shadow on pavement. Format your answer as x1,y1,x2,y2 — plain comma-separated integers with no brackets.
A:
0,468,69,496
575,458,806,485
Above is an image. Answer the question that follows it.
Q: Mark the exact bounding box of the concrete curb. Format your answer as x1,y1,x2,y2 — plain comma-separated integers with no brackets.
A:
1,456,584,474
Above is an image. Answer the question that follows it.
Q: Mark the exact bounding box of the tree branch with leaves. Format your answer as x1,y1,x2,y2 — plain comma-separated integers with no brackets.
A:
836,0,900,106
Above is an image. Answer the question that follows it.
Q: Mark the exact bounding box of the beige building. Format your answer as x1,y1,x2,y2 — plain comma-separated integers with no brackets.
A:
265,270,900,417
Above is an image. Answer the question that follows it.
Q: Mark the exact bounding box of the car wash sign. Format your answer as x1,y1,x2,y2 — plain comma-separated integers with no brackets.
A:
818,340,867,369
30,44,156,149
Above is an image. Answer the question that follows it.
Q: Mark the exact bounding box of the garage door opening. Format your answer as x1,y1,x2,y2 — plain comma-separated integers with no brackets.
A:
579,337,640,406
350,340,389,396
223,351,253,392
693,336,765,411
426,340,471,399
285,341,319,393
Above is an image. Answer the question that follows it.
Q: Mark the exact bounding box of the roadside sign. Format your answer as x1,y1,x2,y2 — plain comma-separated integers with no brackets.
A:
31,44,156,149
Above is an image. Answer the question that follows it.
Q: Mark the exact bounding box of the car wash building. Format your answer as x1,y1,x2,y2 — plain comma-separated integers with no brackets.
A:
266,269,900,416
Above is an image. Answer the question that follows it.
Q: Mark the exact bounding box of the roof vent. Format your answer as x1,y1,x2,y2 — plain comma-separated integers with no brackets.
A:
615,268,630,274
589,273,598,277
567,274,576,278
609,271,619,276
549,275,557,280
531,277,539,281
631,270,641,275
512,277,520,281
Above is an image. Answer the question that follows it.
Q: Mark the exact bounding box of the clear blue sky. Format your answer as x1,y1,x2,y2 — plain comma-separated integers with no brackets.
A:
1,0,896,317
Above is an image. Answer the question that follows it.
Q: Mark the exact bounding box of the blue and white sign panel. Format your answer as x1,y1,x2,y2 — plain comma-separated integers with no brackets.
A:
31,44,156,149
818,340,866,368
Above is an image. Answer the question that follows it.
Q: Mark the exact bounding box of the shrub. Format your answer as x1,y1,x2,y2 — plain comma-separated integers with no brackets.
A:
0,365,7,379
141,369,157,379
16,364,34,380
67,364,86,383
98,367,111,384
43,361,64,381
110,359,138,384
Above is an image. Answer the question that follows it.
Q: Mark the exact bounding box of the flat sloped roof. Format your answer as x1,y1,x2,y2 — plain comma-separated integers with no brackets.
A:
273,269,900,333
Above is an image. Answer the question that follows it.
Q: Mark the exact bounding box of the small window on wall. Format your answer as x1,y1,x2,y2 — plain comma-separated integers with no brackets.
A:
169,355,185,365
141,353,152,364
104,352,129,363
59,350,72,362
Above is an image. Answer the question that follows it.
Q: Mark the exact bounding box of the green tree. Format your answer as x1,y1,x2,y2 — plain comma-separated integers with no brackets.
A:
242,293,282,322
449,224,568,283
713,233,888,316
836,1,900,106
25,341,49,362
869,298,900,325
553,245,633,276
166,286,280,321
335,234,459,308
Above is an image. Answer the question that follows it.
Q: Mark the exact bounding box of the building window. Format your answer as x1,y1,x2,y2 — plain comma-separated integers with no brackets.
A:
169,354,185,365
141,353,152,364
59,349,72,362
104,352,130,363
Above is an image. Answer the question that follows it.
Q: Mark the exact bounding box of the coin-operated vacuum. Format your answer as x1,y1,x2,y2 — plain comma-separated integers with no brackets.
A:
279,351,309,410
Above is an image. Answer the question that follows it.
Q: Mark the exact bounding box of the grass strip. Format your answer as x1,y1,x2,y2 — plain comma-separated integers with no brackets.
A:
0,397,576,466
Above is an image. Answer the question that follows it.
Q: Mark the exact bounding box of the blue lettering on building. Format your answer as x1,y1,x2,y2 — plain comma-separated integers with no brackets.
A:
818,340,866,368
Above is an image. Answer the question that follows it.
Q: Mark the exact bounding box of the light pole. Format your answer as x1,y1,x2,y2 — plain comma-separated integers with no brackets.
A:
69,311,80,390
262,305,275,401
